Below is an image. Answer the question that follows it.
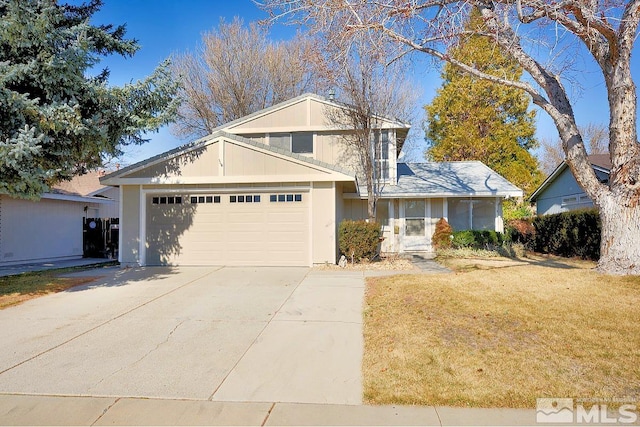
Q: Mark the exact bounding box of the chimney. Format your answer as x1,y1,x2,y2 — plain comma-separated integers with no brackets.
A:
328,89,335,101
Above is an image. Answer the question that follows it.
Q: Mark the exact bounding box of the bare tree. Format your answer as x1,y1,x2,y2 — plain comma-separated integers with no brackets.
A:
326,39,417,220
540,124,609,174
171,17,331,139
260,0,640,275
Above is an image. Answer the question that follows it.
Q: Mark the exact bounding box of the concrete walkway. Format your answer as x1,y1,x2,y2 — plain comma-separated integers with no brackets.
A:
0,394,537,425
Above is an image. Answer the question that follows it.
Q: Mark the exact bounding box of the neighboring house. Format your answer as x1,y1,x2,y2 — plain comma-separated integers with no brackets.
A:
530,154,611,215
101,93,522,267
0,171,119,266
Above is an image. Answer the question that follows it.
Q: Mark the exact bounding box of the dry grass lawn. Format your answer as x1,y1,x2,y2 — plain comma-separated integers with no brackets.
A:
363,254,640,409
0,272,97,309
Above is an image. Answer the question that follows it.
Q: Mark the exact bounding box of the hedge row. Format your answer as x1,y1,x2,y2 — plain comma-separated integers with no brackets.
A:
529,208,600,260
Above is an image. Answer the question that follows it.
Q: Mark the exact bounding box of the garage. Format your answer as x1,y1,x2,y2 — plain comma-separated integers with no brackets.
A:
145,190,310,266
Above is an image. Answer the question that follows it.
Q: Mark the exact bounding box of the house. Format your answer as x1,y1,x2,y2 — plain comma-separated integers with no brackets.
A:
0,171,119,266
530,154,610,215
101,93,522,267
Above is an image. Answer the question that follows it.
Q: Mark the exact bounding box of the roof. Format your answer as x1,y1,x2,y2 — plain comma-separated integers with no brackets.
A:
101,131,356,184
529,154,611,202
51,170,110,197
377,162,523,198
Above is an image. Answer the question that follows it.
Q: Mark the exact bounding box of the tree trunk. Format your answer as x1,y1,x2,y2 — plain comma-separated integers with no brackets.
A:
596,193,640,275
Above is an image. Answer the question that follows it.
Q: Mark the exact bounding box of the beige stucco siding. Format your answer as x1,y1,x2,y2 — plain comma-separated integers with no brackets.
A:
126,142,219,179
229,100,308,131
120,185,141,265
343,199,368,221
224,143,324,176
311,182,337,264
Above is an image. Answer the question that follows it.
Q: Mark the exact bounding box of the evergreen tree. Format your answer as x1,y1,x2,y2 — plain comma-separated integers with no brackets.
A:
0,0,179,199
424,11,542,195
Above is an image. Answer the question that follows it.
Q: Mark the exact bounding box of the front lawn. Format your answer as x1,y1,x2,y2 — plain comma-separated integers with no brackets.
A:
0,270,99,309
363,255,640,408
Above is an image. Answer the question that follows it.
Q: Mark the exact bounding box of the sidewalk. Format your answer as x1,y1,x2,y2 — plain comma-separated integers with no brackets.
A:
0,394,536,426
0,258,116,277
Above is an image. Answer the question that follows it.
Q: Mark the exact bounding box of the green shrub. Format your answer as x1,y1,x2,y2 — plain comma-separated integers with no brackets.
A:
505,219,536,249
452,230,503,249
532,208,600,260
432,218,453,249
338,220,382,263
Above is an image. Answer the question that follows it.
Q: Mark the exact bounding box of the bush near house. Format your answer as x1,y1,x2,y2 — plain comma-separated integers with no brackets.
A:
338,220,382,263
532,208,601,260
452,230,504,249
431,218,453,249
504,219,536,248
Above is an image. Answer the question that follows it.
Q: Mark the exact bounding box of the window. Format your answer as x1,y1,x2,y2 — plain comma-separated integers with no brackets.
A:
377,200,389,227
270,194,303,203
254,195,261,203
405,199,425,237
152,195,183,205
374,130,390,181
191,195,220,204
230,196,237,203
449,198,495,230
269,132,313,154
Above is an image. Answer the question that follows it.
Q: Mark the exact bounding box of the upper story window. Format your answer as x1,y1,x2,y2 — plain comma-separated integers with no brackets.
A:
374,130,390,181
270,132,313,154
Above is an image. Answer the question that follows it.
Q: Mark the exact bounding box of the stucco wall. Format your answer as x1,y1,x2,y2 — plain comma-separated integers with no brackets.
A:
120,185,141,265
0,195,84,265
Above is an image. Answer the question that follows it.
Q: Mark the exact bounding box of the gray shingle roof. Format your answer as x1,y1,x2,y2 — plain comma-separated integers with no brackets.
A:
379,162,523,197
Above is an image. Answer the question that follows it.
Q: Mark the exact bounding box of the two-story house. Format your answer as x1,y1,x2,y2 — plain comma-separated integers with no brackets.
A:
101,93,522,266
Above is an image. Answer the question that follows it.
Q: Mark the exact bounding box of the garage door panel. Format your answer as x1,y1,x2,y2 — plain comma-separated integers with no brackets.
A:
146,192,310,266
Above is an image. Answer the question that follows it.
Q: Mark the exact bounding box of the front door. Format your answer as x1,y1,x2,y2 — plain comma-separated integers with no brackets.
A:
402,199,431,251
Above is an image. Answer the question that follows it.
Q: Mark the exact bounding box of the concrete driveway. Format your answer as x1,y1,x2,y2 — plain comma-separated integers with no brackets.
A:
0,266,364,404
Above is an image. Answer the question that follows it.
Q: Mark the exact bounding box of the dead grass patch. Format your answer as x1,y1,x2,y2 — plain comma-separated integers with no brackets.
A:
363,256,640,408
0,273,97,309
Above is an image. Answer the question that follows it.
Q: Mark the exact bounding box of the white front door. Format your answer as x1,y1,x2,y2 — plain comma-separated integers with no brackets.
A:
401,199,432,251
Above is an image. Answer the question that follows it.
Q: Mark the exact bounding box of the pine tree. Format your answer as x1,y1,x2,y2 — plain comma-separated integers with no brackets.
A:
424,11,543,195
0,0,179,199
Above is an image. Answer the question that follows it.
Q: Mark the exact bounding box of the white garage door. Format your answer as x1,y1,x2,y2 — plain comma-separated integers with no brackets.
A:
146,191,310,266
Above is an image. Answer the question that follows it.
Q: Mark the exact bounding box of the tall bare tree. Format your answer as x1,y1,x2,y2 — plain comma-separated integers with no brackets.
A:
260,0,640,275
540,124,609,175
326,38,417,220
171,18,331,139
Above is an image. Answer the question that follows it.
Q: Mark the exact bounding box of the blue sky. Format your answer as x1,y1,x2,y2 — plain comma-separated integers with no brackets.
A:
90,0,624,165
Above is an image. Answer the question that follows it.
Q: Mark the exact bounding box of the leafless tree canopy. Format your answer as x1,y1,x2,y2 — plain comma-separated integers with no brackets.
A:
171,17,331,139
540,124,609,174
326,36,419,219
260,0,640,274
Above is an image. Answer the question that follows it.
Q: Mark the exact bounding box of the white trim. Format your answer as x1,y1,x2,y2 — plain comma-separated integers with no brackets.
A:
118,186,123,264
141,186,311,195
105,174,353,186
139,186,146,266
443,198,448,222
308,185,314,267
40,193,113,203
495,197,502,232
